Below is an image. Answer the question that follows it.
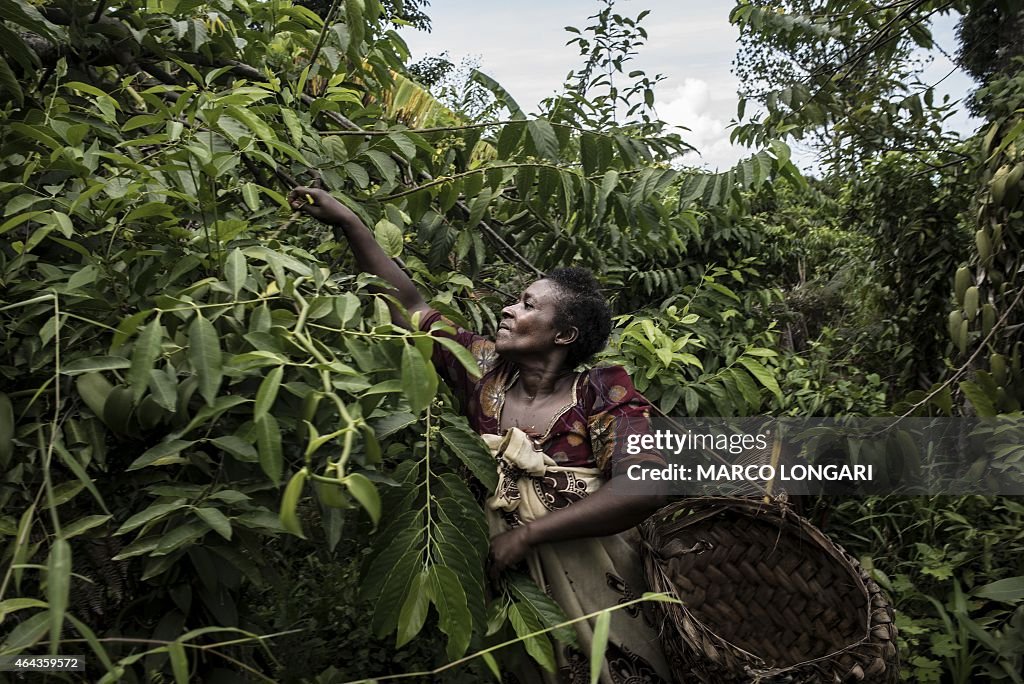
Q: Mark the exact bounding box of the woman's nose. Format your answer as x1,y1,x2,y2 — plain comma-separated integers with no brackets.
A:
501,305,515,319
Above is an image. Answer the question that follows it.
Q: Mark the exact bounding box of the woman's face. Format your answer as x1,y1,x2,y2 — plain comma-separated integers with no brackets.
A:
495,279,573,358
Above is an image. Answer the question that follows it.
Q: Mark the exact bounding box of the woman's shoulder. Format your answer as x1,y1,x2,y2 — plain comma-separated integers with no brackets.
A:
581,365,641,410
585,364,635,387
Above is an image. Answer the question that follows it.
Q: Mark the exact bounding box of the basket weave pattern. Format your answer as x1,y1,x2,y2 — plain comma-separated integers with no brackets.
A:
640,498,899,683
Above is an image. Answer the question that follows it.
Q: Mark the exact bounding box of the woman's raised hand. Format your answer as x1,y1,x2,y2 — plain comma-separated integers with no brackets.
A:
288,186,359,226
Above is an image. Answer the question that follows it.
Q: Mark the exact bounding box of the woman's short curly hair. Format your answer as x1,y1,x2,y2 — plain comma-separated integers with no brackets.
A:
544,267,612,368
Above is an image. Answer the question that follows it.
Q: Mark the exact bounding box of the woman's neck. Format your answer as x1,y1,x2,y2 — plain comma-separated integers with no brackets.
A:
513,361,576,401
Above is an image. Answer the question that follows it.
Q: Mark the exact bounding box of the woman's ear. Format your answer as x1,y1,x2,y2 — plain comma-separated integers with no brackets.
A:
555,326,579,346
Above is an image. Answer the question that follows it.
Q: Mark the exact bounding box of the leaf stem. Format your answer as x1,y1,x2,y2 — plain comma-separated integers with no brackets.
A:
339,593,679,683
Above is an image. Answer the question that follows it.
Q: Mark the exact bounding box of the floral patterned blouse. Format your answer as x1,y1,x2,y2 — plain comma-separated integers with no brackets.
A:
420,309,663,479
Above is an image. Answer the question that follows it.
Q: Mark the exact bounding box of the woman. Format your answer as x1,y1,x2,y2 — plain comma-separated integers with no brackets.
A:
290,187,672,684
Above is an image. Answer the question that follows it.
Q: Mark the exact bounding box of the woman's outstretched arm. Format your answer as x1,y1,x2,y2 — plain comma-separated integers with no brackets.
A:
488,481,666,577
289,187,429,328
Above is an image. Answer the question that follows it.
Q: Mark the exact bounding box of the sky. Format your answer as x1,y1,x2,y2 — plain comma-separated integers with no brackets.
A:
398,0,982,172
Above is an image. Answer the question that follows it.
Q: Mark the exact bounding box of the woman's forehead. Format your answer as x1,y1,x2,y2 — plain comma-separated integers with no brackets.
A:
522,279,558,300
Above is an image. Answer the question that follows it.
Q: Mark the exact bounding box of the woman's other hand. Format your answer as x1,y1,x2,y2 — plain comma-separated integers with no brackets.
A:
489,525,533,581
288,186,358,226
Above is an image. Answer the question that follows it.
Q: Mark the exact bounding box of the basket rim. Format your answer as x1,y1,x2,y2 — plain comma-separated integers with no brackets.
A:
642,496,877,676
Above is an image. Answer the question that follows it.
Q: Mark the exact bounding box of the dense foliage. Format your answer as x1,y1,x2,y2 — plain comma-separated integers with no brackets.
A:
732,1,1024,680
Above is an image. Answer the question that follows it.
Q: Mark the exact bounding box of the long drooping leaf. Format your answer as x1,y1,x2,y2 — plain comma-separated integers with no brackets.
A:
429,565,473,660
400,342,437,414
46,539,71,652
256,414,283,485
127,316,163,401
188,314,223,406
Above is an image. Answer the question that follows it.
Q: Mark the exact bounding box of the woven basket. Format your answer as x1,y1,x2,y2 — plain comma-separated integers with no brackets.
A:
640,498,899,683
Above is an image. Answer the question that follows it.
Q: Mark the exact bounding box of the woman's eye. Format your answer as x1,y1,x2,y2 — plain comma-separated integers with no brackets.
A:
524,301,534,309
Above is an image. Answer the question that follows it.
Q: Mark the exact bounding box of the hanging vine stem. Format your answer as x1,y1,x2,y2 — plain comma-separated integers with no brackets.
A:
338,593,680,684
422,402,435,565
43,292,64,536
290,284,360,477
45,630,305,683
317,118,692,146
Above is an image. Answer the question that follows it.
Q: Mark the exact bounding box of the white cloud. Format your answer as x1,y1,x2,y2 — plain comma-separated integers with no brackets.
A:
654,78,746,170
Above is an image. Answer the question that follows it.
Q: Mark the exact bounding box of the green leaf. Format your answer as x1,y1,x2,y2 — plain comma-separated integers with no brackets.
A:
189,314,223,406
0,598,47,614
729,367,762,411
127,316,163,401
440,423,498,492
174,395,248,438
737,357,783,403
481,652,502,681
64,614,115,672
1,610,49,652
508,602,555,671
168,640,188,684
0,56,24,107
53,443,108,514
364,149,399,185
396,570,431,648
374,219,404,258
580,131,599,175
508,574,577,646
225,248,247,297
254,365,284,423
346,473,381,526
256,414,283,485
226,105,276,142
61,355,130,375
0,210,47,235
148,368,178,413
127,440,195,471
429,565,473,659
279,468,307,537
590,610,610,684
335,292,361,325
0,392,15,468
369,549,421,638
370,411,417,439
210,435,258,462
12,503,35,590
972,576,1024,603
76,372,112,418
527,119,559,160
433,336,482,379
960,381,996,417
0,0,57,41
152,522,207,556
47,539,71,651
497,121,525,159
62,515,112,540
111,537,159,561
195,507,232,540
401,342,437,414
116,501,187,535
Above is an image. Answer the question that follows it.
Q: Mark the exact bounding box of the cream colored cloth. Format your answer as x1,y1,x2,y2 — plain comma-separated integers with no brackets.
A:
484,428,673,684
